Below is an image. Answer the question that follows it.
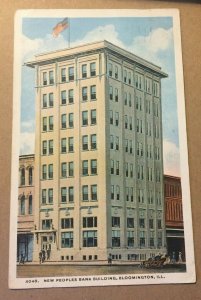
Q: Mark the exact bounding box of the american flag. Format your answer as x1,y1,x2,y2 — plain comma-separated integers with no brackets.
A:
52,18,69,38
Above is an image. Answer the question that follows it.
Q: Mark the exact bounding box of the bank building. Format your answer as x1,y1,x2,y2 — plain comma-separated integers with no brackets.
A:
25,40,168,263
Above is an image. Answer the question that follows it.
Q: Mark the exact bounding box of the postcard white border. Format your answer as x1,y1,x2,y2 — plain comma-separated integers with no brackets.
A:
9,9,196,289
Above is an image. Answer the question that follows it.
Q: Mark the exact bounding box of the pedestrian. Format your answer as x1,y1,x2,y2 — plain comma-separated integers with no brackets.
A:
42,249,46,262
47,248,51,260
108,253,112,266
171,251,176,264
178,251,182,263
39,250,42,264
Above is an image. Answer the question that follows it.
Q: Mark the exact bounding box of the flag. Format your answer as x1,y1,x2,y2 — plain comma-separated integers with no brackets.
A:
52,18,69,38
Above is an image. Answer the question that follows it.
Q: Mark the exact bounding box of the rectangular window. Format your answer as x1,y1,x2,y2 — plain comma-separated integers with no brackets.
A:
61,90,66,105
130,187,134,202
128,71,131,85
115,88,118,102
61,218,74,229
42,94,47,108
43,117,47,131
90,85,96,100
115,112,119,126
49,93,54,107
69,161,74,177
61,138,67,153
126,187,129,201
67,137,73,152
124,92,127,105
110,110,113,125
115,65,118,79
42,165,47,180
130,164,133,178
110,135,114,150
82,185,88,201
112,217,120,228
42,189,46,204
108,63,113,77
125,115,128,129
91,185,97,201
139,231,145,247
68,89,74,104
82,64,87,78
139,218,145,228
61,114,67,129
129,116,132,130
112,230,120,247
61,68,66,82
49,116,53,131
149,219,154,229
82,87,87,101
129,93,132,107
116,161,119,175
61,232,73,248
28,195,32,214
68,113,74,128
69,187,74,203
48,139,53,155
109,86,113,100
127,218,134,228
91,159,97,175
125,139,128,153
158,219,162,229
127,231,134,247
48,188,53,203
91,134,97,150
82,111,88,126
124,69,127,83
43,72,47,85
90,62,96,76
68,67,74,81
82,160,88,176
111,185,114,200
61,187,67,203
83,217,97,228
49,71,54,84
116,185,120,200
150,231,155,247
42,140,47,155
61,162,67,178
83,231,97,247
110,159,114,174
82,135,88,151
91,109,96,125
48,164,53,179
125,162,128,177
116,136,119,150
42,219,52,230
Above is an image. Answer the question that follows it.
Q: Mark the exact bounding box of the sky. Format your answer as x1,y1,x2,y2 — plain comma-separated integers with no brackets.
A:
20,14,180,176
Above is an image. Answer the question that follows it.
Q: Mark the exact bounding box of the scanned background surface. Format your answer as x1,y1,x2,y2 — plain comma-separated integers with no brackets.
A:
0,0,201,299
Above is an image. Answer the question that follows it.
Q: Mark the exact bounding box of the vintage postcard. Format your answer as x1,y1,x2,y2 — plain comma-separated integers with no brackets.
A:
9,9,196,289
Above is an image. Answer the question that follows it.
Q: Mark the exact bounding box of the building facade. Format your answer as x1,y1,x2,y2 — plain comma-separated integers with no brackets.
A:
17,154,35,262
164,175,185,260
26,40,168,262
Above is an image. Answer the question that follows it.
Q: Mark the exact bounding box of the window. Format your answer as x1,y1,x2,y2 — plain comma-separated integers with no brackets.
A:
125,115,128,129
115,65,118,79
112,230,120,247
61,218,74,229
49,140,53,155
124,69,127,83
42,164,47,180
69,162,74,177
43,72,47,85
116,185,120,200
61,68,66,82
130,164,133,178
111,159,114,175
42,189,46,204
91,134,97,150
125,162,128,177
110,110,113,125
68,89,74,104
130,187,134,202
82,160,88,176
90,85,96,100
82,87,87,101
29,168,33,185
115,88,118,102
69,187,74,202
91,109,96,125
128,72,131,85
127,231,134,247
111,185,114,200
82,185,88,201
157,219,162,229
158,232,162,247
112,217,120,227
61,187,67,203
19,196,25,215
43,117,47,131
149,219,154,229
61,232,73,248
49,71,54,84
61,162,67,178
116,161,119,175
127,218,134,228
124,92,127,105
42,140,47,155
139,218,145,228
115,112,119,126
108,63,113,76
91,185,97,201
82,111,88,126
68,137,74,152
82,135,88,151
129,140,133,154
109,86,113,100
61,114,66,129
20,168,25,185
83,231,97,247
48,164,53,179
150,231,154,247
82,64,87,78
49,93,54,107
110,135,114,149
126,187,129,201
42,219,52,230
48,188,53,203
129,93,132,107
69,113,74,128
49,116,53,131
140,231,145,247
90,62,96,76
129,117,132,130
116,136,119,150
61,138,67,153
91,159,97,175
61,90,66,105
28,195,32,214
68,67,74,81
125,139,128,153
83,217,97,228
42,94,47,108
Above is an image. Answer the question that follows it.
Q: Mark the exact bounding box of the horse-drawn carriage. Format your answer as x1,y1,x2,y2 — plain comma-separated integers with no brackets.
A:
140,256,167,269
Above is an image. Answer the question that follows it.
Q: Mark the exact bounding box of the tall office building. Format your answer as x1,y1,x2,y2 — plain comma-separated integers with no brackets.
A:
26,40,168,262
